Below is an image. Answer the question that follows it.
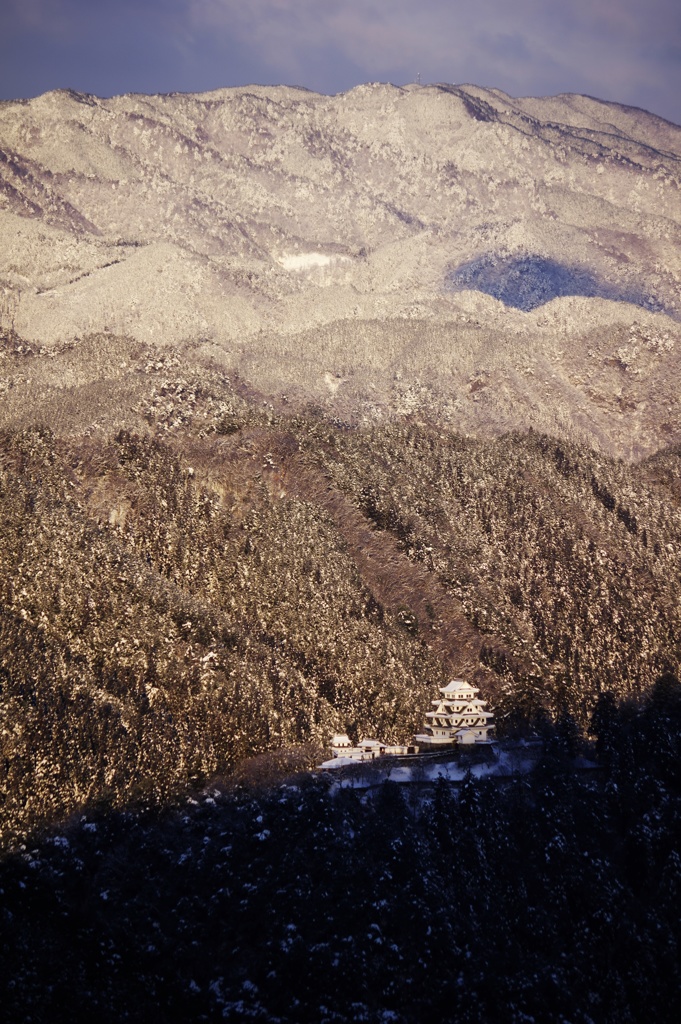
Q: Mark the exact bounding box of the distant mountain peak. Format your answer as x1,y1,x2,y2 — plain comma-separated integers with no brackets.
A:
1,81,680,456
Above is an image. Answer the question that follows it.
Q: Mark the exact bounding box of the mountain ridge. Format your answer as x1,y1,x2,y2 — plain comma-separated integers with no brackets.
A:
1,81,680,458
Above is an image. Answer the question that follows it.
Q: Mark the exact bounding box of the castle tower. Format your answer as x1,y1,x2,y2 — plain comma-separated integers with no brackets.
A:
415,679,495,746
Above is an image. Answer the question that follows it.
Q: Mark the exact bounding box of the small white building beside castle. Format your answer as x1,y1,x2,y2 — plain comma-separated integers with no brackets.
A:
327,735,418,763
415,679,495,746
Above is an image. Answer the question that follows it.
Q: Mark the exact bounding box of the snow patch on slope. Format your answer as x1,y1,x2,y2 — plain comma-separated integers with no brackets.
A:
277,252,350,271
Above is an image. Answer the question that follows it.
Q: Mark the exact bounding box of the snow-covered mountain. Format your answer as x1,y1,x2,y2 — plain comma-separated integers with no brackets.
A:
2,82,681,455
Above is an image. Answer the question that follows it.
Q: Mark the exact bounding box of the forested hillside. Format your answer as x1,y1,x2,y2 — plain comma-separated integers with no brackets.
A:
2,359,680,845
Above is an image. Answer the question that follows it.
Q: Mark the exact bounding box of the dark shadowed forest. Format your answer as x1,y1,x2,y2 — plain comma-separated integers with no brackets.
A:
2,681,681,1023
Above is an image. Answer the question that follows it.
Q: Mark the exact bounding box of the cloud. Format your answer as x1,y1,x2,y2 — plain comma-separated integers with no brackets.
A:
3,0,77,39
1,0,679,123
3,0,189,44
187,0,681,119
0,0,201,99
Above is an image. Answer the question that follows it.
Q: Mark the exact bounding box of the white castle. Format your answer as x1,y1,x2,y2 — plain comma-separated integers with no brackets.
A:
414,679,495,746
322,679,495,768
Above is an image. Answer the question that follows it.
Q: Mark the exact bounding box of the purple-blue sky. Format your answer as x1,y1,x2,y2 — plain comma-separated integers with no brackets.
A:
2,0,680,125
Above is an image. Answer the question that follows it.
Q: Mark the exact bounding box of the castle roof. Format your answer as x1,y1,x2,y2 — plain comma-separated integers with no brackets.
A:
440,679,479,695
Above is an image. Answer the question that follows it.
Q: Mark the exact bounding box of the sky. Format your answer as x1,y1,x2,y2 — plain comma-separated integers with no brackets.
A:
1,0,680,126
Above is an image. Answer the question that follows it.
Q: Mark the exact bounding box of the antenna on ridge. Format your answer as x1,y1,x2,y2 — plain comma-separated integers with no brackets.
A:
416,72,421,86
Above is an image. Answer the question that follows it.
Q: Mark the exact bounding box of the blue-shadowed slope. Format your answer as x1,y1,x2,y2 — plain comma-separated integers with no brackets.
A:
447,253,671,317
